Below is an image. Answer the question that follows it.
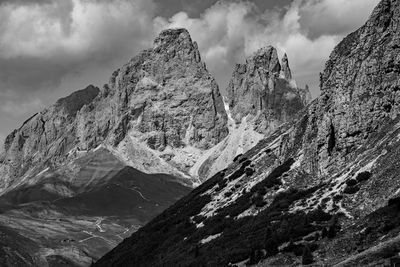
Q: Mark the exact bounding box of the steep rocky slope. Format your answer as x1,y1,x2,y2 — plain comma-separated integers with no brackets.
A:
94,1,400,266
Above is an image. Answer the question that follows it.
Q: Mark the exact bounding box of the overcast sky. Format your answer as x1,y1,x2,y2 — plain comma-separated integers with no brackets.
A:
0,0,381,149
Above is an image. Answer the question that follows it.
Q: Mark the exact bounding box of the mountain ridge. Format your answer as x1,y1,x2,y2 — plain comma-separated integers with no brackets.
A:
0,27,309,266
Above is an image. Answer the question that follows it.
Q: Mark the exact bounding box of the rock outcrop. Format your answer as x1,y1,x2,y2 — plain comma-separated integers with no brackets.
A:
281,53,292,80
313,0,400,172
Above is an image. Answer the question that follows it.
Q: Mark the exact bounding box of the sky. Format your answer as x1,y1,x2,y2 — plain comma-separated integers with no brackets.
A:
0,0,381,149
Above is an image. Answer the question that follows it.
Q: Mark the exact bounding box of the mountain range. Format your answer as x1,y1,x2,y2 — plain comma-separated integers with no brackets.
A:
93,0,400,266
1,0,399,266
0,14,308,267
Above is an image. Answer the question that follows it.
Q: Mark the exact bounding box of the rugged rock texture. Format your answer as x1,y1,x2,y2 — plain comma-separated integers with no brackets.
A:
0,29,311,186
0,85,100,190
0,28,229,190
315,0,400,172
78,28,228,152
281,53,292,80
226,46,309,132
190,47,309,180
94,1,400,266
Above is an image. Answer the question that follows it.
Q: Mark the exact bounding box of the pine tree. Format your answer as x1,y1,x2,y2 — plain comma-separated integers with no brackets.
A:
321,227,328,238
302,244,314,265
327,224,336,238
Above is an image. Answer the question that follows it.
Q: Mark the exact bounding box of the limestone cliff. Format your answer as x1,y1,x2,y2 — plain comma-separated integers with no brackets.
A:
0,28,229,190
193,47,309,180
226,46,309,132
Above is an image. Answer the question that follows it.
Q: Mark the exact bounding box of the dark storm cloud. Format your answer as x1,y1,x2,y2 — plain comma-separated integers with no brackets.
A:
0,0,156,94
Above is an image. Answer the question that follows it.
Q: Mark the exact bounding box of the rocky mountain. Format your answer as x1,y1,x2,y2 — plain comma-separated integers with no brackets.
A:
193,46,310,179
226,46,308,131
0,28,308,266
94,0,400,266
0,28,228,192
0,29,308,191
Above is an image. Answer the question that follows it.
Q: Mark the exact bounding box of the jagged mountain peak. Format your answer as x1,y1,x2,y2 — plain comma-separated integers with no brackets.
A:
281,52,292,80
227,45,306,129
152,28,202,66
154,28,192,47
246,45,281,74
54,84,99,117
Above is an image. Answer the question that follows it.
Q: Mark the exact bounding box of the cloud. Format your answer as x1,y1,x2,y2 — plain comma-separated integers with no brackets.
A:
1,98,43,117
0,0,156,93
154,0,380,96
0,0,159,144
298,0,381,39
0,0,381,144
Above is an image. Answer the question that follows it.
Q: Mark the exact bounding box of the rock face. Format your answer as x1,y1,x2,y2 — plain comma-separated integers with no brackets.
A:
314,0,400,172
94,1,400,266
281,53,292,80
0,28,229,190
226,46,309,132
0,85,100,190
190,47,309,180
78,28,228,152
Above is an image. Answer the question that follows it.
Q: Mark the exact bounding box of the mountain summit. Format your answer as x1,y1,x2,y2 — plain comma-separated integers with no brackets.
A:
0,28,230,190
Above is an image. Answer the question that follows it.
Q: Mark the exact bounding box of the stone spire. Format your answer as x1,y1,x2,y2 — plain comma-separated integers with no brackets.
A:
281,53,292,80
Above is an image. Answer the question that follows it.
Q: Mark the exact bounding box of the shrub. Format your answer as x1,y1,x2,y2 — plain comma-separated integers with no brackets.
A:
327,225,336,238
388,197,400,207
229,160,252,181
344,185,360,194
321,227,328,238
245,168,255,177
301,245,314,265
356,171,372,182
346,179,358,186
233,154,243,162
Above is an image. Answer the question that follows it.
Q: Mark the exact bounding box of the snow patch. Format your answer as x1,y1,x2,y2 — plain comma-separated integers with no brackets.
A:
196,222,204,229
290,153,304,170
200,233,221,244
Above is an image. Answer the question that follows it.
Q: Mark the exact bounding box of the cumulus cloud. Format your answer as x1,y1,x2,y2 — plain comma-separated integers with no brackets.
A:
298,0,381,39
0,0,156,93
154,0,380,96
0,0,157,145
